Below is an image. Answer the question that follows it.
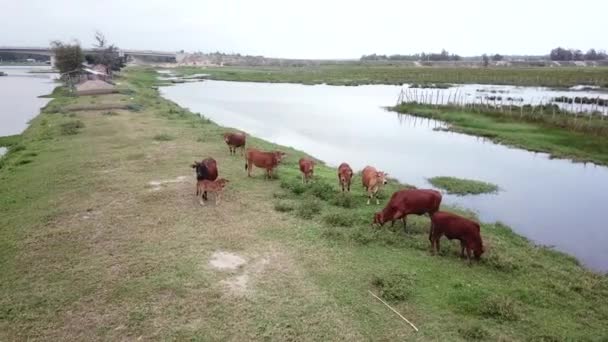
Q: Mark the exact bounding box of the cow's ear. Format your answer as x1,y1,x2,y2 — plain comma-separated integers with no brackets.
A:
191,162,197,168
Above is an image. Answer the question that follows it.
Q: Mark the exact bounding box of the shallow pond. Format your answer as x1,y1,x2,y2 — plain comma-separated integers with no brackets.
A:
0,66,57,136
161,80,608,272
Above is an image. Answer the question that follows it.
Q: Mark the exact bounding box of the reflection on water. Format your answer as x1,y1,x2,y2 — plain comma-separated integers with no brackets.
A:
0,66,57,136
161,80,608,272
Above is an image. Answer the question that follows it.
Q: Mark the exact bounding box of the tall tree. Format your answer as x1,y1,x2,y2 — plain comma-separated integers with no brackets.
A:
482,54,490,67
51,40,84,75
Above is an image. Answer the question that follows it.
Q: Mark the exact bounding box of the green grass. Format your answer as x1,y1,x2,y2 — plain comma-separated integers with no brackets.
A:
392,103,608,165
174,64,608,88
428,176,499,195
0,67,606,341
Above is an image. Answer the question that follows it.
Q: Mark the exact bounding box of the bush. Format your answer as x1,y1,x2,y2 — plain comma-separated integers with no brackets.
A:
458,324,490,340
280,178,307,195
323,212,354,227
296,198,321,219
331,193,355,208
274,201,294,212
483,253,519,273
60,120,85,135
153,133,174,141
479,295,520,321
371,272,416,302
309,181,334,201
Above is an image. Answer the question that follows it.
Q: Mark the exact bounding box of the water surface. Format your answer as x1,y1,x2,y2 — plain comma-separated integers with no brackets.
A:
0,66,57,136
161,80,608,272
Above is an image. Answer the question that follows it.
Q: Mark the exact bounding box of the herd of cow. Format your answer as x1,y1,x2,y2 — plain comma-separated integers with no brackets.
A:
191,132,485,263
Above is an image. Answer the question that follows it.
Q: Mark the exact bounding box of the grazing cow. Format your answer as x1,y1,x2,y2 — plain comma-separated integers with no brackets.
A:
373,189,442,231
245,148,286,179
430,211,484,263
191,157,218,200
196,178,229,205
224,132,246,155
337,163,353,192
362,166,388,205
299,158,315,184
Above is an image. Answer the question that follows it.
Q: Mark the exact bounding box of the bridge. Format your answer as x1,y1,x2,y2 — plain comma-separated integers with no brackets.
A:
0,46,177,66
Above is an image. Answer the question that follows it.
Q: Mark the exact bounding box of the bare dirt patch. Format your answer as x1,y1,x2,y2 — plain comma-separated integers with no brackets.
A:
209,251,246,270
147,176,188,191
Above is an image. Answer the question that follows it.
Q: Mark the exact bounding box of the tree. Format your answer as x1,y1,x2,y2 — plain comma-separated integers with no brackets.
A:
492,54,503,62
88,31,124,72
51,40,84,75
482,54,490,67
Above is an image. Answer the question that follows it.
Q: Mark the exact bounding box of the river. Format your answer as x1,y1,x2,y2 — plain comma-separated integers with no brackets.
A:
161,80,608,272
0,66,57,137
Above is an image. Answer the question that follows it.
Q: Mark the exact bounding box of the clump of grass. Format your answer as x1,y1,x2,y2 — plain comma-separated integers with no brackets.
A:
320,228,347,241
322,211,354,227
60,120,85,135
126,103,143,112
309,181,334,201
371,271,416,302
103,111,119,116
153,133,174,141
483,252,520,273
280,178,306,195
331,193,355,208
479,295,520,321
295,197,321,219
428,176,499,195
274,201,294,213
458,324,490,340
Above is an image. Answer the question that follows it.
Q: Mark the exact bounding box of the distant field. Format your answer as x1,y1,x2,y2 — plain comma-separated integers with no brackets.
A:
176,64,608,88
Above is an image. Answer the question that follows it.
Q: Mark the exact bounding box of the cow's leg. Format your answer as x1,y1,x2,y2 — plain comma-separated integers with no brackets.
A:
366,191,371,205
460,241,466,258
466,247,472,265
195,183,199,196
347,181,351,192
216,192,221,204
203,191,208,201
403,217,407,230
247,163,252,177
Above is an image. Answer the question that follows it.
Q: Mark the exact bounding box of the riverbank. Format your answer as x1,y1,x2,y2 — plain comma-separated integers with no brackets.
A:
174,65,608,88
1,68,606,341
391,103,608,165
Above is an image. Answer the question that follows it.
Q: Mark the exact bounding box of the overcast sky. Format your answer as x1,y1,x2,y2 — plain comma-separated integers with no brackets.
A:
2,0,606,59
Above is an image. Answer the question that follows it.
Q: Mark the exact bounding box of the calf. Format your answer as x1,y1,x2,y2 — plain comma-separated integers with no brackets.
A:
245,148,286,179
373,189,442,231
197,178,229,205
337,162,353,192
299,157,315,184
191,157,218,200
362,166,388,205
430,211,484,263
224,132,246,156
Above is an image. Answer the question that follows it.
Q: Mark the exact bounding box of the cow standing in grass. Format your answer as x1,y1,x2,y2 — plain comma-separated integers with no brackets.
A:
338,163,353,192
362,166,388,205
191,157,218,201
373,189,442,232
245,148,286,179
224,132,246,156
430,211,484,263
299,158,315,184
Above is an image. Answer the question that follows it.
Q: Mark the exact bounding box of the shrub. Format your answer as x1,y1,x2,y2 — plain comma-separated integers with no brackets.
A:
153,133,174,141
484,253,519,272
274,201,294,212
371,272,416,302
60,120,85,135
296,198,321,219
309,181,334,201
323,212,354,227
280,178,307,195
479,295,520,321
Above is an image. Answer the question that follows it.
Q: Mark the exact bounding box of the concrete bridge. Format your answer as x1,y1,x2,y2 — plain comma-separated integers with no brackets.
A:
0,46,177,66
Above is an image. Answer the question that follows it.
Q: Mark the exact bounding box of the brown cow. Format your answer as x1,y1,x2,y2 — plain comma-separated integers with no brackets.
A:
191,157,218,200
224,132,246,156
337,163,353,192
362,166,388,205
373,189,442,232
299,157,315,184
245,148,286,179
430,211,484,263
197,178,229,205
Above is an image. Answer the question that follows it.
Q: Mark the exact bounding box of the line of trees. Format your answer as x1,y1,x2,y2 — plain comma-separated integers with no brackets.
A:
361,49,461,61
549,47,607,61
51,31,125,76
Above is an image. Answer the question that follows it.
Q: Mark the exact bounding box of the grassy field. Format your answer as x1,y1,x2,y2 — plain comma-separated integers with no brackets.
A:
174,64,608,88
392,103,608,166
1,68,607,341
427,177,499,195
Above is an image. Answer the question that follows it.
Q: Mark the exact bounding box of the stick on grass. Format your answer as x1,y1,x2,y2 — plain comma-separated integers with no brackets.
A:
368,290,419,332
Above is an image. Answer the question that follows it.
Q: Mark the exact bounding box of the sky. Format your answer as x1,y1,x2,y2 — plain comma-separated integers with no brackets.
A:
2,0,607,59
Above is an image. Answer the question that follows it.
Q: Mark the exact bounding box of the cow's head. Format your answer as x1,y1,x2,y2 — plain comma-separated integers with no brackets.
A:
191,161,207,179
223,133,230,143
373,212,385,227
274,151,287,162
473,239,485,260
377,171,388,185
217,178,230,188
340,170,353,184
